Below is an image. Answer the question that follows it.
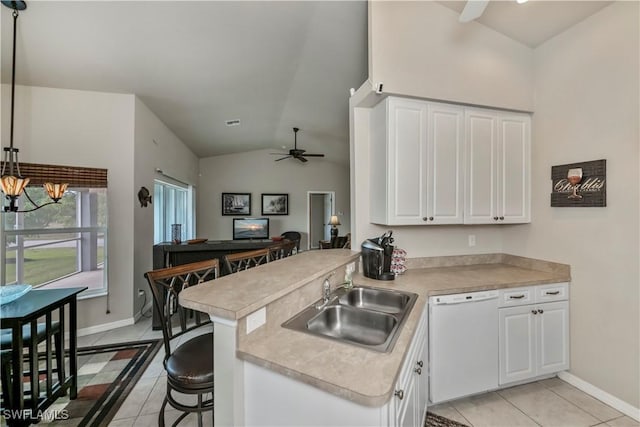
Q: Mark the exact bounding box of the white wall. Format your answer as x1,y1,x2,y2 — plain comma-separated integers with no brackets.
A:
1,85,135,329
503,2,639,408
369,1,534,111
133,97,199,316
198,149,350,250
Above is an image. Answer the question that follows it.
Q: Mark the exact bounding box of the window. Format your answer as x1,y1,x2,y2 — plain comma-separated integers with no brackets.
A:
2,187,108,298
153,180,195,244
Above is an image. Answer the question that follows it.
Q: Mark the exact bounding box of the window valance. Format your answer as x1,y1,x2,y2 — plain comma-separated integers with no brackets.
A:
0,162,108,188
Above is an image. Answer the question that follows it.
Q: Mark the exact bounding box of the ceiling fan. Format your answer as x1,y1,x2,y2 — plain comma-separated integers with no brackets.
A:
458,0,527,23
270,127,325,163
459,0,489,22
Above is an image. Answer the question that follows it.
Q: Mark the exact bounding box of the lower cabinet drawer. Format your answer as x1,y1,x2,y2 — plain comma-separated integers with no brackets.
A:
535,282,569,303
499,287,533,307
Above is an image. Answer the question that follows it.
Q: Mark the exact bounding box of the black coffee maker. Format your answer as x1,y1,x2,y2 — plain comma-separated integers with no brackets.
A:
361,231,395,281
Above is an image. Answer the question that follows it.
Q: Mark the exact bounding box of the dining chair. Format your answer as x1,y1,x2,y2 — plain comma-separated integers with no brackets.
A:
145,259,219,427
0,322,64,414
223,248,270,274
268,240,297,261
280,231,301,252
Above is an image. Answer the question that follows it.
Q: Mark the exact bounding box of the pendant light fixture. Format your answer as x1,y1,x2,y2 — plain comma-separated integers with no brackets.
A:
1,0,68,212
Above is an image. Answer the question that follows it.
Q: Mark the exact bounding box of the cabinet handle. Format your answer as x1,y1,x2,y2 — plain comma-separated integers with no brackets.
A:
416,360,424,367
531,309,538,314
538,309,544,314
429,217,434,221
509,295,526,299
499,216,504,220
493,217,499,221
422,217,428,221
414,367,422,375
395,390,404,400
545,291,560,295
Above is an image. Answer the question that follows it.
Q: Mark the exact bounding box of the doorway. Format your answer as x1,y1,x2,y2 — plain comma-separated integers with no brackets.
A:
307,191,334,250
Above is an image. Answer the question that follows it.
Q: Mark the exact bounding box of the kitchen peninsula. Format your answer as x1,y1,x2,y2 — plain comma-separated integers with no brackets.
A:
179,250,570,427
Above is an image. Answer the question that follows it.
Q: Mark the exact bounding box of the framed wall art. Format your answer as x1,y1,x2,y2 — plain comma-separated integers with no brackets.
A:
261,193,288,215
222,193,251,215
550,159,606,207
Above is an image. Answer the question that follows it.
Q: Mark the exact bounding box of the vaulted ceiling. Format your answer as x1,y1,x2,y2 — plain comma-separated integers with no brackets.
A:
1,1,613,166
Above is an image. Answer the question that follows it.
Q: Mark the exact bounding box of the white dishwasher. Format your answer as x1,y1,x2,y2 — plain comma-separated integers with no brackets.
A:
429,290,499,404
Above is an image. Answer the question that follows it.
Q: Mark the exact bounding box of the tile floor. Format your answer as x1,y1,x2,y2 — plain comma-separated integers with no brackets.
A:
17,315,639,426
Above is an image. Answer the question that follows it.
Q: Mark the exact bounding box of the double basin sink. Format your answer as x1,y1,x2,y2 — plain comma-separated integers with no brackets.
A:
282,285,418,353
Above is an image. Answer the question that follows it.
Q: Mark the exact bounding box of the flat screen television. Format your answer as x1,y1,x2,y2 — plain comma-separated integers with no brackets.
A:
233,218,270,240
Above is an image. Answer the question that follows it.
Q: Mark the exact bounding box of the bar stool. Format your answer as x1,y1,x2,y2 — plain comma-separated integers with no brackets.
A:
0,322,64,411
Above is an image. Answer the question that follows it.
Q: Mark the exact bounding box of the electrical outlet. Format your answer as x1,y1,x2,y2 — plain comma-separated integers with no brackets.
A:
468,235,476,247
246,307,266,334
138,289,145,297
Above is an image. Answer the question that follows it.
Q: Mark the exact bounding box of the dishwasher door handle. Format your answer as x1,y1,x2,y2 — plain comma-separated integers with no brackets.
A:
432,291,499,305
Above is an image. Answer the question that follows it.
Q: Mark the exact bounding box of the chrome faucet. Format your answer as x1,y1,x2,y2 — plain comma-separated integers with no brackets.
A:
316,273,335,309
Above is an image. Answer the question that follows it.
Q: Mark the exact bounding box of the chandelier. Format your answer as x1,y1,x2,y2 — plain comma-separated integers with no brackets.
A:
1,0,68,212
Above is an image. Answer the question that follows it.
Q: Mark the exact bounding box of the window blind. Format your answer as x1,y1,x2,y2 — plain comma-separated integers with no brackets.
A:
0,162,108,188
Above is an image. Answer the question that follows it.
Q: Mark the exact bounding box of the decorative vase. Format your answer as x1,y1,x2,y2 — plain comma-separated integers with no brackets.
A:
171,224,182,244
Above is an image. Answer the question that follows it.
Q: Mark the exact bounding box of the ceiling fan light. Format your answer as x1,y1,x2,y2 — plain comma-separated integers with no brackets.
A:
1,175,29,197
43,182,68,202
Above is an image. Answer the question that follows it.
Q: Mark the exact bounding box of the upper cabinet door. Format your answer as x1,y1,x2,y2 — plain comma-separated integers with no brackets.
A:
370,97,428,225
465,109,498,224
465,109,531,224
498,114,531,224
427,104,464,224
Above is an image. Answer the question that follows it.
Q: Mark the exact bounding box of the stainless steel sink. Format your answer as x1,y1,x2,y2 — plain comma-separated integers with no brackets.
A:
307,305,397,346
282,285,417,353
338,286,411,314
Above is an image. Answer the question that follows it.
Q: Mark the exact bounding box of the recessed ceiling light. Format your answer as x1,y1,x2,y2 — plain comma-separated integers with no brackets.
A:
225,119,241,127
516,0,528,4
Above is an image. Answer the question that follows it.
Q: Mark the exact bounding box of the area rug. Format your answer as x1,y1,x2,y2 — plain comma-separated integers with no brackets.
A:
425,411,469,427
39,339,162,426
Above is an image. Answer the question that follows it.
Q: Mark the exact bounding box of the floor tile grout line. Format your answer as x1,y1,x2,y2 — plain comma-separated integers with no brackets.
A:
495,389,543,427
545,381,620,423
452,406,474,427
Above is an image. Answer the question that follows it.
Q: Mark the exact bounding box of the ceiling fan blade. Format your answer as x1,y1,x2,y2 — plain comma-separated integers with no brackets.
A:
297,156,308,163
459,0,489,23
275,156,291,161
302,153,325,157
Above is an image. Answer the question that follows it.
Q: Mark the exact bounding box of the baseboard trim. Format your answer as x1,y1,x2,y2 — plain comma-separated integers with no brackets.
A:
558,371,640,421
77,317,135,337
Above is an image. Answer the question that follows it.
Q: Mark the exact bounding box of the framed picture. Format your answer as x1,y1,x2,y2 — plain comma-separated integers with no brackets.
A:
261,193,288,215
222,193,251,216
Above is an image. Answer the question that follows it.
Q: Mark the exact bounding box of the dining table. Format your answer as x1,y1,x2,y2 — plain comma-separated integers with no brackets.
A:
0,287,86,426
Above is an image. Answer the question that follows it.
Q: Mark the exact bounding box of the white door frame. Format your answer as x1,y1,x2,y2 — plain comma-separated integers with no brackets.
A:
307,191,335,251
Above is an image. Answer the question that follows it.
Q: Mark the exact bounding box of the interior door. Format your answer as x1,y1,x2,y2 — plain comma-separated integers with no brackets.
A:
309,194,325,249
323,194,333,240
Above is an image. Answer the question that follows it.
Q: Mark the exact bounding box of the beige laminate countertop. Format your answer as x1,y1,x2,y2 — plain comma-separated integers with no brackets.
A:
180,249,360,320
180,251,570,407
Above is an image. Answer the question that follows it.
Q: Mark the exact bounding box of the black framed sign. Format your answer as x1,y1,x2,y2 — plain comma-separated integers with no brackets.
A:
261,193,288,215
551,159,606,207
222,193,251,215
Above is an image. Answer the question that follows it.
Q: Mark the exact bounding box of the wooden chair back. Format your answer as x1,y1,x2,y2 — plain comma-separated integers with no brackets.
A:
223,248,270,274
144,259,219,359
280,231,301,251
269,239,297,261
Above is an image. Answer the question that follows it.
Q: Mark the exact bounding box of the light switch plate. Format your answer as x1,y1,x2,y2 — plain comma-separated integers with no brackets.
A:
246,307,266,334
468,235,476,247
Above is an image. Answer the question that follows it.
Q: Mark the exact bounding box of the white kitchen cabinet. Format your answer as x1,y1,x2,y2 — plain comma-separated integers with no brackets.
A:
370,97,464,225
394,305,428,427
465,108,531,224
499,300,569,385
